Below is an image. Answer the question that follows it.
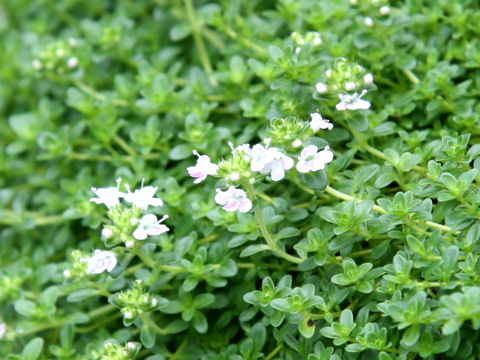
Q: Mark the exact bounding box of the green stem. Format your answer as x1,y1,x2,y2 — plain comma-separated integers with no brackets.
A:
403,69,420,84
265,343,283,360
244,182,303,264
113,134,136,156
142,314,167,335
324,186,456,234
183,0,218,86
72,80,129,107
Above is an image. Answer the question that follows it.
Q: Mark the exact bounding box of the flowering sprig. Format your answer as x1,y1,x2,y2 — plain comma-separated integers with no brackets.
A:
187,150,219,184
83,250,118,275
90,179,169,248
215,186,253,213
109,280,168,326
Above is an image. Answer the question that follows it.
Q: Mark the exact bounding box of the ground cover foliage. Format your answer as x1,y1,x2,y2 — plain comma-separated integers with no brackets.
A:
2,0,480,358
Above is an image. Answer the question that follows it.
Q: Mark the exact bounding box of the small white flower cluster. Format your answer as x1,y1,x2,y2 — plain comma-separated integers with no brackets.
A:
33,38,80,71
336,89,371,111
291,31,322,54
81,250,118,275
90,177,169,241
187,133,334,213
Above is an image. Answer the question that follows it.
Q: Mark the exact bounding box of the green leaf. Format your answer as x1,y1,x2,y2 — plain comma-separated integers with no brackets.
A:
140,323,156,349
240,244,270,257
22,338,44,360
268,45,284,62
192,311,208,333
66,289,99,302
298,317,315,338
402,325,420,346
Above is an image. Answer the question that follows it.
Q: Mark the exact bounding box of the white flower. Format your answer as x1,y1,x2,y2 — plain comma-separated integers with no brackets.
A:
295,47,301,54
133,214,169,240
67,56,79,69
325,69,332,78
124,180,163,210
364,73,374,85
310,113,333,132
102,228,114,239
125,241,134,248
250,139,273,172
84,250,117,274
90,177,125,208
0,323,5,339
127,342,137,351
260,149,294,181
315,82,328,94
312,36,322,46
364,17,374,27
345,81,356,91
296,145,334,173
215,186,252,213
336,90,371,111
151,298,158,307
380,6,390,15
63,269,71,279
187,150,219,184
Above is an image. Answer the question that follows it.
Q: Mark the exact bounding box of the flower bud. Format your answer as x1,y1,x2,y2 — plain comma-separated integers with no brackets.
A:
55,48,65,57
295,47,301,54
63,269,71,279
102,228,114,239
68,38,78,47
125,241,134,249
67,56,79,69
130,218,139,226
380,6,390,15
151,298,158,307
364,73,374,85
315,82,328,94
313,37,322,46
292,139,302,148
230,172,240,181
350,0,358,4
345,81,356,91
127,342,136,351
325,69,332,78
364,17,374,27
124,311,133,319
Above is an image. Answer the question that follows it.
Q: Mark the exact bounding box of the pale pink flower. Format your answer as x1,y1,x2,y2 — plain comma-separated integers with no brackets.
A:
215,186,252,213
259,149,294,181
84,250,117,274
296,145,334,173
133,214,169,240
187,150,218,184
310,113,333,132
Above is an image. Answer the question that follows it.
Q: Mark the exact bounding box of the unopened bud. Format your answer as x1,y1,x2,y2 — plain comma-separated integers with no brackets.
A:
325,69,332,78
380,6,390,15
292,139,302,148
350,0,358,4
295,47,301,54
345,81,356,91
124,311,133,319
130,218,139,226
125,241,134,249
230,172,240,181
102,228,114,239
364,73,374,85
151,298,158,307
63,269,71,279
127,342,136,351
56,48,65,57
315,82,328,94
67,56,79,69
364,17,374,27
313,37,322,46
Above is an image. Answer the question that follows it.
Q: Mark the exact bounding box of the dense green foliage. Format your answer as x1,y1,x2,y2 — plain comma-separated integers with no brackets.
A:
2,0,480,359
